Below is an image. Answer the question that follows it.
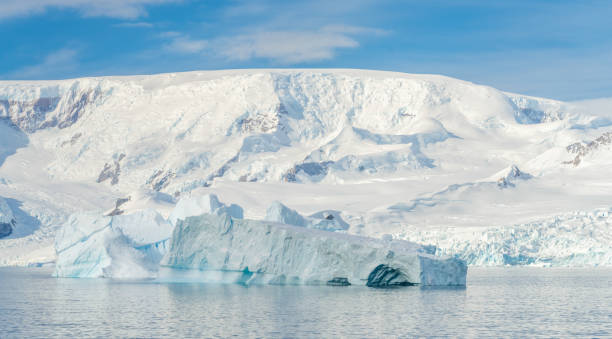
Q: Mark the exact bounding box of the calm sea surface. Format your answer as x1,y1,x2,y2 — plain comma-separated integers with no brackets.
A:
0,267,611,338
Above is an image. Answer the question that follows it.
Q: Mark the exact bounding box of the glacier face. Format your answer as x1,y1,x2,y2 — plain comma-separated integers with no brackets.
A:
0,69,611,268
161,213,466,286
398,208,612,267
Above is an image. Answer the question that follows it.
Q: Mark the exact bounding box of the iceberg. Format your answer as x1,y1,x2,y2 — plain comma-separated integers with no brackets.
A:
53,194,242,279
54,194,466,285
169,194,243,225
54,209,173,278
161,213,466,286
264,201,348,232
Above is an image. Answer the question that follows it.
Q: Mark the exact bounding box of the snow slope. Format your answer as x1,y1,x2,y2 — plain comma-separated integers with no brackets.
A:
0,69,611,267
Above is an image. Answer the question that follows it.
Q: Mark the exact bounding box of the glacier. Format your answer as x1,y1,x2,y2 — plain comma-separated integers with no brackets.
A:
161,213,466,286
397,208,612,267
0,69,611,269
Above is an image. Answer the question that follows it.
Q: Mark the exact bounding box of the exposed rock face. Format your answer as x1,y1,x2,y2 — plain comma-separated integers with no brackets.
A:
497,165,532,188
106,197,131,216
508,95,565,124
0,86,102,133
564,132,612,166
0,97,60,132
60,132,82,147
147,170,176,191
366,264,417,288
283,161,334,182
97,153,125,185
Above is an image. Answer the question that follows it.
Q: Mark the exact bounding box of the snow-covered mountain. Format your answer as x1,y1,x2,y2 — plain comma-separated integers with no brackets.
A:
0,69,611,266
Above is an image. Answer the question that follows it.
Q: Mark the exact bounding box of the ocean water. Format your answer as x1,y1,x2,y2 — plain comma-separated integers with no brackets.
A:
0,267,611,338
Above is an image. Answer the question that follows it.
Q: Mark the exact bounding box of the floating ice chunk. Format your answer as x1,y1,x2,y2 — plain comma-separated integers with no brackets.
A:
264,201,348,231
54,209,173,278
161,213,466,286
169,194,243,226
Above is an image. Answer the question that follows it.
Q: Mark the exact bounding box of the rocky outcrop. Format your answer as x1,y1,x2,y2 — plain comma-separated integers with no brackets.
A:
97,153,125,185
564,132,612,166
106,197,131,216
283,161,334,182
147,169,175,191
0,97,60,132
0,86,102,133
497,165,532,188
60,132,82,147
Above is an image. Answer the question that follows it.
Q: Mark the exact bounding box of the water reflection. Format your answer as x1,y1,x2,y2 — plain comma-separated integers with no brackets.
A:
0,267,610,337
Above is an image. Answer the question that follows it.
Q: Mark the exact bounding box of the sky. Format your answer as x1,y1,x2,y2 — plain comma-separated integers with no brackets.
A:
0,0,611,101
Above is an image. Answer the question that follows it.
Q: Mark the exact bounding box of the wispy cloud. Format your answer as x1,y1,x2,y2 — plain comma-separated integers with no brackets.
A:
158,25,382,64
114,21,154,28
214,30,359,64
0,0,179,20
163,34,208,54
8,48,79,79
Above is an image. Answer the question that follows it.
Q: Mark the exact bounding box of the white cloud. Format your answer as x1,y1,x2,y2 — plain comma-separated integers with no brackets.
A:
157,25,380,64
9,48,79,79
214,30,359,64
162,34,208,54
114,22,154,28
0,0,179,20
321,24,389,36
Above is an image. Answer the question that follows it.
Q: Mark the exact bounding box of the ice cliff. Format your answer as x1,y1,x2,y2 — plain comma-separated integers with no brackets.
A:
398,208,612,266
161,213,466,286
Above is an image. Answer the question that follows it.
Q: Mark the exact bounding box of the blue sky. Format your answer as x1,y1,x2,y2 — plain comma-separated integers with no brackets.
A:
0,0,611,101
